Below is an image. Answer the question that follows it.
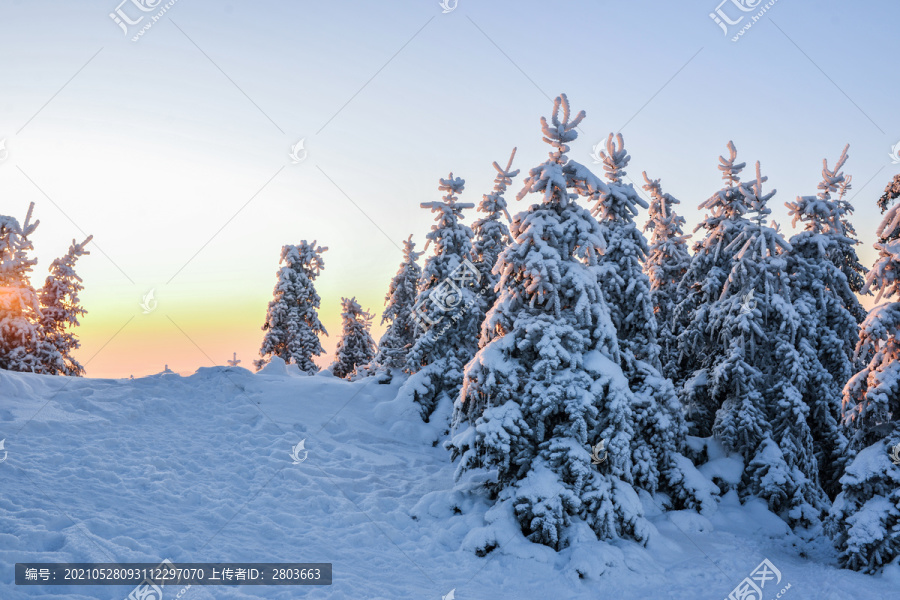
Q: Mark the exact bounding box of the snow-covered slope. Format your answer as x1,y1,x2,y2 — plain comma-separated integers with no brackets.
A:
1,365,897,599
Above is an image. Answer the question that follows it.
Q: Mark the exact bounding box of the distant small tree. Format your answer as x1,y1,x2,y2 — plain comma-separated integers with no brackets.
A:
707,163,827,527
372,235,423,373
834,172,869,305
642,171,691,378
471,148,517,308
672,142,754,435
332,296,376,379
255,241,328,374
36,236,93,376
592,134,693,502
0,202,42,372
400,173,482,421
785,146,859,498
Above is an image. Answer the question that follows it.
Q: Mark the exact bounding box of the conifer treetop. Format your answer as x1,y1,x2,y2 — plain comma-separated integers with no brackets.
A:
599,133,630,184
642,171,689,247
817,144,850,201
282,240,327,277
787,145,851,236
491,147,520,196
0,202,40,276
719,140,746,186
400,234,422,267
419,174,475,264
477,147,519,223
877,173,900,213
836,173,860,237
540,93,584,163
591,133,647,222
865,177,900,302
696,142,752,224
742,161,777,225
516,94,606,209
642,172,671,217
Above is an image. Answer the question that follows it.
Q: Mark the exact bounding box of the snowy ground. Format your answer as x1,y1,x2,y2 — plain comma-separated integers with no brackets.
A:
1,364,898,599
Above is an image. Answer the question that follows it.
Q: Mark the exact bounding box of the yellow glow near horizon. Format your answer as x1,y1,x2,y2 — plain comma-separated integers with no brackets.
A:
74,288,388,378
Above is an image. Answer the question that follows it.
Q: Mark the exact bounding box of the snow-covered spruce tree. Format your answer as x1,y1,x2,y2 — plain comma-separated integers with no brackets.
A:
35,236,93,376
642,171,691,380
400,174,482,421
708,163,827,527
591,134,688,499
255,241,328,374
834,172,870,307
785,146,861,498
372,235,423,374
331,296,376,379
827,173,900,572
448,94,653,550
672,142,755,436
0,202,43,372
471,148,517,307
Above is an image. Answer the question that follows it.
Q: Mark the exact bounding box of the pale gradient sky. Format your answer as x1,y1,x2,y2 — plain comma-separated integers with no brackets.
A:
0,0,897,378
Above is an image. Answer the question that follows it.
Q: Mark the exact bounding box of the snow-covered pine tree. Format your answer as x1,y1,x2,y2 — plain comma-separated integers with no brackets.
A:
672,142,755,436
0,202,43,372
785,146,860,498
399,174,483,421
591,133,688,498
35,236,93,376
708,162,827,527
471,148,517,307
827,173,900,572
372,235,423,374
255,241,328,374
331,296,376,379
834,172,870,305
449,94,653,550
642,171,691,381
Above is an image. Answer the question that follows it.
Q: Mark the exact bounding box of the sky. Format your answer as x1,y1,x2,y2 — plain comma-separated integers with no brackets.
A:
0,0,897,378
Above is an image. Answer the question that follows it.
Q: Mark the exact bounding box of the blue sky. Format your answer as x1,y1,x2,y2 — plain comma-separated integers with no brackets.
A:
0,0,897,377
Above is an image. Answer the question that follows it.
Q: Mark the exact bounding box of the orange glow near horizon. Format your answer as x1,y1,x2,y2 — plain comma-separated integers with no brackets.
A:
72,292,388,379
